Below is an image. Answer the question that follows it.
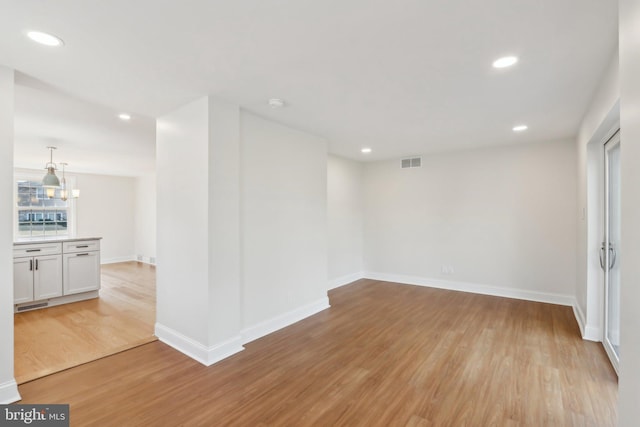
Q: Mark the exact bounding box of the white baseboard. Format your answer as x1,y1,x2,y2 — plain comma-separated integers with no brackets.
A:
241,297,330,344
101,255,136,265
0,379,21,404
155,296,330,366
584,324,602,342
328,272,364,290
573,302,586,337
364,272,575,306
155,323,244,366
571,298,601,341
135,255,156,266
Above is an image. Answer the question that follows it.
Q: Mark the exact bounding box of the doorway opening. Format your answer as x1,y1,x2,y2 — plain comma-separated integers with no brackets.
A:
14,261,156,384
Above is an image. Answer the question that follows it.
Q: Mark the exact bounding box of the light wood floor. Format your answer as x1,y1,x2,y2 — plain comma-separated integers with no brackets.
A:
17,279,617,426
14,261,157,384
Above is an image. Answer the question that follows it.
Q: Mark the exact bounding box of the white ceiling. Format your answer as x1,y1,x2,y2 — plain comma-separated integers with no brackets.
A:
1,0,618,176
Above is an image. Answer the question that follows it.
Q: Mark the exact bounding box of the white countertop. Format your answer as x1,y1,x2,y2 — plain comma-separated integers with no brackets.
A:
14,237,102,246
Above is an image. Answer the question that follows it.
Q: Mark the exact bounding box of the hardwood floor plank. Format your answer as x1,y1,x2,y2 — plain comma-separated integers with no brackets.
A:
17,279,617,426
14,261,156,384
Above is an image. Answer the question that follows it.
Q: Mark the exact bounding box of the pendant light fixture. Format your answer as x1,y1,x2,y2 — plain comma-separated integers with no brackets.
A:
42,146,60,188
58,162,80,201
59,162,68,201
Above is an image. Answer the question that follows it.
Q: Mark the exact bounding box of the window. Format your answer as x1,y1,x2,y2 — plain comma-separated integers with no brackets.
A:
15,177,75,239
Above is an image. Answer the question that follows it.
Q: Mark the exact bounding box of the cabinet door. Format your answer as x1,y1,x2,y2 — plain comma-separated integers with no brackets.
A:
63,252,101,295
13,257,34,304
33,254,63,300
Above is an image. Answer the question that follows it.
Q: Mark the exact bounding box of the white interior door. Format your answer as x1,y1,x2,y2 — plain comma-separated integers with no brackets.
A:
602,130,621,374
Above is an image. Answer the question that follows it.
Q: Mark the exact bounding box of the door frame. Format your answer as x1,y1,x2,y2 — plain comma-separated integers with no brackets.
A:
602,129,621,375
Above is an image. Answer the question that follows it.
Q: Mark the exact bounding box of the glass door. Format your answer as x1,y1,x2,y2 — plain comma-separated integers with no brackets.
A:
602,130,620,374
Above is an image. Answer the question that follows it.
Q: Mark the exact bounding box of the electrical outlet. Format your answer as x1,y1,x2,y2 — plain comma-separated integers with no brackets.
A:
441,265,454,275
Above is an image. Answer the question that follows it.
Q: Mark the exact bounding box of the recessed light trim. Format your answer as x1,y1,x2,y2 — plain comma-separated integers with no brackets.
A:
492,56,518,69
268,98,285,108
361,147,372,154
512,125,528,132
26,30,64,47
118,113,131,121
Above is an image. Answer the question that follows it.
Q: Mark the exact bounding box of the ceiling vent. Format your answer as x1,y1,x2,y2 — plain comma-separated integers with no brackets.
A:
401,157,422,169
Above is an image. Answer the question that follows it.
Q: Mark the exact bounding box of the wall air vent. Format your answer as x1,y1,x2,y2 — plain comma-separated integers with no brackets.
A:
401,157,422,168
17,302,48,312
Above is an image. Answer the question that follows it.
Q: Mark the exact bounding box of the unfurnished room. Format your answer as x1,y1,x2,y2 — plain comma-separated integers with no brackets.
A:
1,1,640,426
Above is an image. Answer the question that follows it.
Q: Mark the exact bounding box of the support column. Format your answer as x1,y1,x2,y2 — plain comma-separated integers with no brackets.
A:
0,66,21,403
155,96,243,365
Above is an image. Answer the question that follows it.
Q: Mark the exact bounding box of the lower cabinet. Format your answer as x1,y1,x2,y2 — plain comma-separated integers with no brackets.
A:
13,257,35,304
63,251,101,295
34,255,64,300
13,238,101,310
14,255,63,304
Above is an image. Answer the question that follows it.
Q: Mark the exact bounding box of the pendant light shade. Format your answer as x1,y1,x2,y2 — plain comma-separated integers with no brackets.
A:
43,166,60,186
42,146,60,187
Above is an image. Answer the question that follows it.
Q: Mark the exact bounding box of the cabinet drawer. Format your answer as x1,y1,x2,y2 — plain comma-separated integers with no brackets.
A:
63,240,100,253
13,243,62,258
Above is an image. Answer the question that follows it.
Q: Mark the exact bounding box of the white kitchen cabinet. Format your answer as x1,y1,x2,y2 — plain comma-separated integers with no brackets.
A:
33,255,64,300
63,251,101,295
13,257,35,304
13,243,63,304
13,237,101,311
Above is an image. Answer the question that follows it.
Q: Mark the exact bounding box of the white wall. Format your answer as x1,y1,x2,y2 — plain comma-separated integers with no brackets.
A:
0,66,20,403
618,0,640,423
134,173,156,263
363,140,577,302
75,173,136,263
241,112,329,329
206,99,242,347
156,96,211,346
327,155,364,288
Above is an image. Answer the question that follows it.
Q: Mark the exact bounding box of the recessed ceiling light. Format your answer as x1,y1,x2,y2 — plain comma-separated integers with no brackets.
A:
492,56,518,69
512,125,528,132
26,30,64,47
118,113,131,121
268,98,285,108
361,147,372,154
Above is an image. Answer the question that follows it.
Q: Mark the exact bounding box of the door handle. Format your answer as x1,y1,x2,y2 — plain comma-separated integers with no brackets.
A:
35,259,38,270
29,259,33,271
600,242,617,271
609,245,617,270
